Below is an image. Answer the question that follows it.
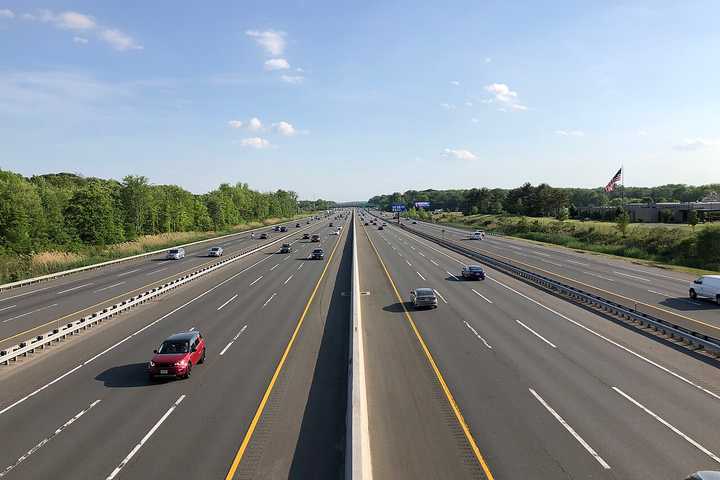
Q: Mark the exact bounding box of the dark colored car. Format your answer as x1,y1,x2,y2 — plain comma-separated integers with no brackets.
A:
410,288,438,309
149,331,206,380
461,265,486,280
302,233,310,239
280,243,292,253
329,222,334,227
259,233,269,239
311,248,325,260
311,234,321,242
378,226,384,230
273,225,280,232
412,221,417,224
296,223,301,227
280,226,288,232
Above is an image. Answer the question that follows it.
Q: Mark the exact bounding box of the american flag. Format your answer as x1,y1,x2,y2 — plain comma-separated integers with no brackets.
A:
604,168,622,192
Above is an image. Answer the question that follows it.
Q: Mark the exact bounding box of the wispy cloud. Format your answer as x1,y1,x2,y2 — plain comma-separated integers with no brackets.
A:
440,102,456,110
450,80,460,86
0,8,15,19
484,83,527,111
247,117,263,131
264,58,290,71
672,138,720,151
443,148,477,161
246,30,286,56
228,120,243,128
555,130,585,137
21,9,142,51
281,74,304,84
273,121,296,136
240,137,272,149
73,36,88,44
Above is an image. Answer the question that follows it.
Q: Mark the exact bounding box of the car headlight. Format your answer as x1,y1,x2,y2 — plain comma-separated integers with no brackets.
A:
149,361,155,367
175,360,186,366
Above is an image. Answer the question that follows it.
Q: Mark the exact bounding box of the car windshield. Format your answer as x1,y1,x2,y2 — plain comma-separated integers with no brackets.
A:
169,249,179,254
210,247,220,251
469,266,483,271
416,289,434,296
158,340,190,354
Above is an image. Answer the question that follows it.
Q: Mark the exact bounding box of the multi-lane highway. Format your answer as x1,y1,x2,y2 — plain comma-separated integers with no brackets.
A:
359,214,720,479
0,218,316,352
0,216,351,479
0,208,718,480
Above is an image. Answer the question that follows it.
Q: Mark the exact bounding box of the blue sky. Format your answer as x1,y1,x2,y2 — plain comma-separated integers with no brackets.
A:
1,1,719,201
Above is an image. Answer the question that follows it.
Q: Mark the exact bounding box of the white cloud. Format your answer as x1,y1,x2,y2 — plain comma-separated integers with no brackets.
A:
73,36,88,44
0,9,15,19
248,117,263,131
673,138,720,151
465,101,473,107
228,120,243,128
240,137,271,149
484,83,527,111
471,118,479,123
443,148,477,161
450,80,460,86
281,74,304,84
246,29,286,55
555,130,585,137
440,102,456,110
273,121,296,136
264,58,290,71
637,129,648,136
484,57,492,63
22,10,142,51
99,28,143,51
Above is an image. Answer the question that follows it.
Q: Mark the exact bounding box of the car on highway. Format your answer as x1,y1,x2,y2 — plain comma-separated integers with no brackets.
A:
280,226,288,232
273,225,280,232
471,230,485,240
686,473,720,480
148,331,206,380
378,225,384,230
364,222,369,225
410,288,438,309
259,233,269,239
689,275,720,304
166,247,185,260
412,221,417,224
296,223,301,227
302,233,310,239
208,246,224,257
280,243,292,253
311,234,321,242
329,222,334,227
330,229,340,235
461,265,486,280
311,248,325,260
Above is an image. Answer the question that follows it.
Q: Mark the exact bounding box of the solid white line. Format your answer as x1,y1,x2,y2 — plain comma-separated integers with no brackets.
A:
430,259,439,266
117,268,141,277
0,305,16,313
613,387,720,465
106,395,186,480
0,250,276,417
534,252,551,258
94,281,126,293
471,289,493,304
464,321,492,349
297,263,304,271
566,259,589,266
219,325,248,356
0,399,101,478
446,271,460,281
2,303,59,323
262,293,277,308
405,260,412,267
613,271,650,282
418,252,425,257
488,277,720,402
0,286,51,302
416,271,426,281
217,294,238,311
146,267,168,275
582,271,616,282
270,263,280,271
516,320,557,348
249,276,263,286
529,388,611,470
433,289,448,304
56,283,93,295
284,274,294,285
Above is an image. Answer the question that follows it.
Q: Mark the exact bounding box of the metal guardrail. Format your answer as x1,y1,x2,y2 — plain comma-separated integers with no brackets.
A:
0,225,317,366
396,221,720,356
0,216,316,293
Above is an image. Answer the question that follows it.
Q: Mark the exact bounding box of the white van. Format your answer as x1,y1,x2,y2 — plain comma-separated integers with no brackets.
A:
471,230,485,240
689,275,720,304
166,247,185,260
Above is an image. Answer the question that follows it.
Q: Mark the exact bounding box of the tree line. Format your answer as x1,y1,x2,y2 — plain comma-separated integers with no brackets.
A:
0,170,330,255
369,183,720,219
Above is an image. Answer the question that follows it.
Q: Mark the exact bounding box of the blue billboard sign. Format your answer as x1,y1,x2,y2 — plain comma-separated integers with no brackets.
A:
391,204,406,212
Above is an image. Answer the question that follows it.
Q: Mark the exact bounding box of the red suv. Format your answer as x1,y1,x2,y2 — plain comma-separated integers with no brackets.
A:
148,331,206,380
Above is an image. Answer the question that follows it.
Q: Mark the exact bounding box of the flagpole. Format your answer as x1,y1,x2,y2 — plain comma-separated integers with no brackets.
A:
621,163,625,211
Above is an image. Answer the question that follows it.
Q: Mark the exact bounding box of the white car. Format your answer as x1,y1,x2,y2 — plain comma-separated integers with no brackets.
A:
331,229,340,235
166,248,185,260
208,246,224,257
689,275,720,304
471,230,485,240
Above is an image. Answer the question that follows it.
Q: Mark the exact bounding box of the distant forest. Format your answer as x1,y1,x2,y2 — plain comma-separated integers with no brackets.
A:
369,183,720,218
0,170,334,255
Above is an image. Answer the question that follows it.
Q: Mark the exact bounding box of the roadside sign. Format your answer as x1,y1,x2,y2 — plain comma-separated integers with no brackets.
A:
391,204,406,212
414,201,431,208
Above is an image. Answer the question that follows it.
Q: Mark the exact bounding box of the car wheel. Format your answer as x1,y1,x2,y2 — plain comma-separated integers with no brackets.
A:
199,349,206,364
689,289,697,299
717,294,720,306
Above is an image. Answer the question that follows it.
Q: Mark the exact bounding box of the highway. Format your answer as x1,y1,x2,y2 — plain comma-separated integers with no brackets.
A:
391,216,720,326
358,212,720,479
0,217,317,351
0,208,719,479
0,215,351,479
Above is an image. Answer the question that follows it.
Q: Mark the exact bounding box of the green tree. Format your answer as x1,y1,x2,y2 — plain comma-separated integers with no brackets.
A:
64,183,124,245
615,210,630,237
688,209,698,230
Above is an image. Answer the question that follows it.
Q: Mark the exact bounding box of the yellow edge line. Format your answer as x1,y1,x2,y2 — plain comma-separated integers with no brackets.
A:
0,225,318,346
224,228,345,480
362,224,495,480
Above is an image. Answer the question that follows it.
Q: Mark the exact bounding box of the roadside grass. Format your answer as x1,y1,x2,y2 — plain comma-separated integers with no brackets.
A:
0,214,313,284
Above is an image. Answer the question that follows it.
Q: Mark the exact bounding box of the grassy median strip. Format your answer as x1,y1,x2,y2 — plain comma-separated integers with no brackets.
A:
362,224,496,480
